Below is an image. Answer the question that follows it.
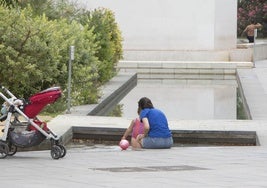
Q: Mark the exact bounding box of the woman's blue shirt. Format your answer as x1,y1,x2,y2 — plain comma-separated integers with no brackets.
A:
140,108,172,138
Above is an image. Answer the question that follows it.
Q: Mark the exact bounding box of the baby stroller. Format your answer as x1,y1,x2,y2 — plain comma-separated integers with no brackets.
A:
0,84,66,159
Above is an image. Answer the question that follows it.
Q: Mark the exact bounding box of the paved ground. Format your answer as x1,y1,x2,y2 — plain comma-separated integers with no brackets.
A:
1,145,267,188
1,60,267,188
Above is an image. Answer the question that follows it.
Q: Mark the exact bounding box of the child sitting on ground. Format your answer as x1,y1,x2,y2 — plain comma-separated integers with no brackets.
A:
121,108,144,149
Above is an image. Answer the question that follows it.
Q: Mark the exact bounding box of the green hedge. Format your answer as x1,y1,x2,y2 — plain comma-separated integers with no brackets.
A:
0,1,123,113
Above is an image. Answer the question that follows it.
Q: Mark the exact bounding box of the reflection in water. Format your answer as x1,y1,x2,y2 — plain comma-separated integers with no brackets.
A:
119,83,237,120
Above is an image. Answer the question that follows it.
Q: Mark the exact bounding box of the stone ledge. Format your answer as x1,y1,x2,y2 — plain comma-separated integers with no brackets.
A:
137,79,237,86
123,44,267,62
69,72,137,116
88,72,137,116
46,115,267,147
138,73,236,80
117,61,252,81
235,42,267,61
17,125,257,150
123,50,230,61
71,126,258,146
118,60,253,69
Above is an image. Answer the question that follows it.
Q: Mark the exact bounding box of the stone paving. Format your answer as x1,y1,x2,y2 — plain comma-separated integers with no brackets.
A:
1,60,267,188
1,145,267,188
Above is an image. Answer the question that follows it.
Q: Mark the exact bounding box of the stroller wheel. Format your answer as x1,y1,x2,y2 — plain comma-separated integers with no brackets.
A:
8,144,17,156
58,145,67,158
51,145,61,160
0,142,9,159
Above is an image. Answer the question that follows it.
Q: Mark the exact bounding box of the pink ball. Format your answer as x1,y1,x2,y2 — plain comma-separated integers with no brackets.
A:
119,139,129,150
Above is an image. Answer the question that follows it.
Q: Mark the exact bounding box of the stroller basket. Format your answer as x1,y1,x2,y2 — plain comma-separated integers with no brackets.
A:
9,130,46,148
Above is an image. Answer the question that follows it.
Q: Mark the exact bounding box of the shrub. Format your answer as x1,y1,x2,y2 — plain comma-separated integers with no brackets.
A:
79,8,123,84
0,5,100,107
237,0,267,38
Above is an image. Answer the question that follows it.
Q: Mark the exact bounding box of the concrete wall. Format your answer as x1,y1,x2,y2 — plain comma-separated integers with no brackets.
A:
214,0,237,50
232,42,267,62
74,0,237,51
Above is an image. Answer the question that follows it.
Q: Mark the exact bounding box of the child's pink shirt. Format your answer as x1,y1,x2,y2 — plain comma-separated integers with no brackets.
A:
131,118,144,139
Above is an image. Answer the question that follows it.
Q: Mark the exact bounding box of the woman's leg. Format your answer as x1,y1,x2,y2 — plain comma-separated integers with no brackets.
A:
142,137,173,149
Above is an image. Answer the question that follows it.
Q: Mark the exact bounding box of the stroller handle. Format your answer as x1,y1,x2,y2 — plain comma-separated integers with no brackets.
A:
0,84,6,90
0,85,16,99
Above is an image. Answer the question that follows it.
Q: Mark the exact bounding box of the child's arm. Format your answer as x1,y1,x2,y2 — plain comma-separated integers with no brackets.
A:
121,119,135,140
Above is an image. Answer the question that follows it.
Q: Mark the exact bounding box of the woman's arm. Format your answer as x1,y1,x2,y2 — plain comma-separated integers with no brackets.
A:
142,118,150,137
137,117,150,142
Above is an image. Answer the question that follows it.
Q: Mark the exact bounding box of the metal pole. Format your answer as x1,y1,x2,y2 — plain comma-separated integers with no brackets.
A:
253,29,257,68
67,46,75,114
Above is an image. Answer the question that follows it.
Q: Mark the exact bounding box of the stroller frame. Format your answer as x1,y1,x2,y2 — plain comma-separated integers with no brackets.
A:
0,85,66,159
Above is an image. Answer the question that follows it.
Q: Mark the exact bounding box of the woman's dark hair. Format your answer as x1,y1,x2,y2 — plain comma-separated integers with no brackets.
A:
137,106,141,114
138,97,154,109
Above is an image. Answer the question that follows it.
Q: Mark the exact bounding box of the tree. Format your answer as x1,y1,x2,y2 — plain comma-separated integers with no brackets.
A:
17,0,80,21
0,1,124,109
0,5,100,106
237,0,267,37
79,8,123,84
0,0,18,7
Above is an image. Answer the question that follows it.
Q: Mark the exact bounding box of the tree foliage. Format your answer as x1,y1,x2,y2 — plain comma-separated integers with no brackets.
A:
237,0,267,37
0,0,18,7
17,0,124,85
0,1,123,110
0,6,98,99
18,0,80,21
79,8,123,83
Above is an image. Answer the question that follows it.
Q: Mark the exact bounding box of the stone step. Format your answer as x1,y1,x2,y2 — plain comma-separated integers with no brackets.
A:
123,42,267,62
117,61,253,80
123,50,231,61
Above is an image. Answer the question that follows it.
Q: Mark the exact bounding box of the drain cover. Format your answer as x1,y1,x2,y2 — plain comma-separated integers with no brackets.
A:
91,165,208,172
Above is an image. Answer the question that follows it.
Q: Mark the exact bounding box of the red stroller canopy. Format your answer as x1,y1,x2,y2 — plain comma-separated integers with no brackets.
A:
24,87,61,118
